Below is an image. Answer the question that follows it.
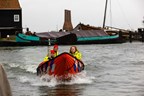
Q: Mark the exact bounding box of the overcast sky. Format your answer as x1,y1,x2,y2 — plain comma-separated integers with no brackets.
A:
19,0,144,32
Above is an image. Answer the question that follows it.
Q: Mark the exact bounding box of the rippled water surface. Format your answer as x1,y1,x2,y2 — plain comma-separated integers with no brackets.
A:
1,43,144,96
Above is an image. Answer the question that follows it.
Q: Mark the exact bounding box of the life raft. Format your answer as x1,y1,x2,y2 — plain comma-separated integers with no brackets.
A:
37,52,84,81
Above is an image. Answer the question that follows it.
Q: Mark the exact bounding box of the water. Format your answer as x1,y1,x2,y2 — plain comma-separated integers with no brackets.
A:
1,43,144,96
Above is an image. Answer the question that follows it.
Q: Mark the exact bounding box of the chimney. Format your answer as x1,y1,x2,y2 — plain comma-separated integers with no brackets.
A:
63,10,73,31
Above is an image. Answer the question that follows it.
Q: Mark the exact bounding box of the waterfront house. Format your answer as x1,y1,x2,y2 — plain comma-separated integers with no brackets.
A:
0,0,22,38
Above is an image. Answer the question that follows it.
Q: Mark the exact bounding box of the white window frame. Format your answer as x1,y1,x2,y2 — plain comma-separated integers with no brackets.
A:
14,14,20,22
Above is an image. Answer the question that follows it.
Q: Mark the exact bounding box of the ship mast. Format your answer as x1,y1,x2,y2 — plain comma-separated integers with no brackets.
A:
103,0,108,28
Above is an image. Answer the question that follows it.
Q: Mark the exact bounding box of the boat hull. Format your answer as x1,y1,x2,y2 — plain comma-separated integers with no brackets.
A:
76,35,125,44
16,33,55,45
37,52,84,81
16,33,77,45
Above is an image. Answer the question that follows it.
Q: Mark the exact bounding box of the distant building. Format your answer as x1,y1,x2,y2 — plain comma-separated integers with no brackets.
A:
0,0,22,38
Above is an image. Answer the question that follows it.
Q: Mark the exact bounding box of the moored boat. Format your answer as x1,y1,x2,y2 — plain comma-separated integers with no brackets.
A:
16,32,77,45
16,33,56,45
16,29,125,45
36,52,85,81
72,30,124,44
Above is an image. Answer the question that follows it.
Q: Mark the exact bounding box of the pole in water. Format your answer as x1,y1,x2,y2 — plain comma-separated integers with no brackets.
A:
48,39,51,46
48,39,51,56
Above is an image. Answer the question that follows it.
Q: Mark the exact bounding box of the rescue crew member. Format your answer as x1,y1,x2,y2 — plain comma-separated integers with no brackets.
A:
53,44,59,57
43,44,59,61
69,46,82,60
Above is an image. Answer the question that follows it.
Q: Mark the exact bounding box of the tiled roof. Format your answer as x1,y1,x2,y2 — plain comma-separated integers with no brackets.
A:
0,0,21,9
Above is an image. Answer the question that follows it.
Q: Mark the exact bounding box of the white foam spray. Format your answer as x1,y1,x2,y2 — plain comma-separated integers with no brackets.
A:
31,71,95,87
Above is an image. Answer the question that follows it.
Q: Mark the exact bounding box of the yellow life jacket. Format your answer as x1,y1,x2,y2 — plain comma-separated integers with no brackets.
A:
54,51,58,57
43,56,49,62
43,51,58,62
71,51,82,60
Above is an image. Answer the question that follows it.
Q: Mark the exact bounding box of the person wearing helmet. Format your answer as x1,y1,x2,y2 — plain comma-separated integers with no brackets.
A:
43,44,59,62
53,44,59,57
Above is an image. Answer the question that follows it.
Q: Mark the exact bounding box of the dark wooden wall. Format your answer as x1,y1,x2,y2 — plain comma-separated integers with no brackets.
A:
0,9,22,38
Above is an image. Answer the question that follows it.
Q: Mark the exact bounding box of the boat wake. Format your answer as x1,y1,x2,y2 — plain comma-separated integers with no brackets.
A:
5,61,94,87
3,57,94,87
18,71,95,87
39,71,94,87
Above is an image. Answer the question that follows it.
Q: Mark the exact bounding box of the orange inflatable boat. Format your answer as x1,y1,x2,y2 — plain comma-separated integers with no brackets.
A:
37,52,85,81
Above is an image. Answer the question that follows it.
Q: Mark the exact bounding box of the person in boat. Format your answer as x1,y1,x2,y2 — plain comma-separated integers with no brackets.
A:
52,44,59,57
43,44,59,61
69,46,84,71
69,46,82,60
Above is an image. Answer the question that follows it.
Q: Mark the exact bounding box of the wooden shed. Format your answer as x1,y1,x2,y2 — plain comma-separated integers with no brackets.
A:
0,0,22,38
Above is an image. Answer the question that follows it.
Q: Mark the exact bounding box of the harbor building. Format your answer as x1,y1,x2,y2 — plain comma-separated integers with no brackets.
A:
0,0,22,38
